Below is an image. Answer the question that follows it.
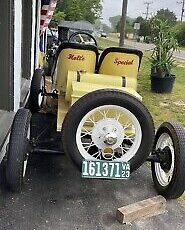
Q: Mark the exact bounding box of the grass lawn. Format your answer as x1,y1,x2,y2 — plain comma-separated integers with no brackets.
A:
97,37,185,128
97,37,185,202
98,37,118,51
138,56,185,128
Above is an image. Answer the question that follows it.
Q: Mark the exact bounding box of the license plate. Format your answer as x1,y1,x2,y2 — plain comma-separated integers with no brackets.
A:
82,161,130,179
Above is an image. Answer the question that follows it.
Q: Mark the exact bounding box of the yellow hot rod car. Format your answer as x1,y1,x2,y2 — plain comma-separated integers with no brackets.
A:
6,32,185,199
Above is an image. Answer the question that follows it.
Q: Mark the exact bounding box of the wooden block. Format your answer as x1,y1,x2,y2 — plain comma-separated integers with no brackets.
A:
116,195,166,224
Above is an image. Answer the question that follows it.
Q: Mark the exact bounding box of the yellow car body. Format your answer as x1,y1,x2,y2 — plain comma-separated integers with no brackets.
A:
52,45,143,131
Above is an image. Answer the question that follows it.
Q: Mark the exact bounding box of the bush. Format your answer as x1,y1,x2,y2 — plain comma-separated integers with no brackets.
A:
150,18,178,77
174,22,185,46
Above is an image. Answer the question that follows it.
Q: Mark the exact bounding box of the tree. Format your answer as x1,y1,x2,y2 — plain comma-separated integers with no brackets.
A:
56,0,102,24
134,16,144,24
155,9,177,26
139,20,151,38
134,17,151,38
50,11,66,27
110,15,135,33
64,0,83,21
116,20,134,34
80,0,102,23
174,22,185,46
116,20,121,33
102,24,111,33
109,15,121,32
94,19,101,31
94,19,111,33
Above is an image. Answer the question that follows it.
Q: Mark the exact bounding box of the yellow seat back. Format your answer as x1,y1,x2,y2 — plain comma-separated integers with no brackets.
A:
53,43,98,92
97,48,143,90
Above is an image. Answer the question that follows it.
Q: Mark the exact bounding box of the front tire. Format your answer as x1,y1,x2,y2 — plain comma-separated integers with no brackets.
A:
6,108,31,192
151,122,185,199
62,90,155,172
30,69,45,113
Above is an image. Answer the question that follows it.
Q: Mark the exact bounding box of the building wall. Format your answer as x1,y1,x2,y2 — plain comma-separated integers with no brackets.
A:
0,0,14,111
0,0,42,159
31,0,37,78
22,0,33,80
14,0,22,111
0,0,41,112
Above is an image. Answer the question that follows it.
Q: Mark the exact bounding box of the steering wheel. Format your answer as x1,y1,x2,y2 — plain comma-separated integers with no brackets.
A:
68,31,97,46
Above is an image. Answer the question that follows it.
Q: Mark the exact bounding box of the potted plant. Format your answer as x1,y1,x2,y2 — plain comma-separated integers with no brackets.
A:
150,18,179,93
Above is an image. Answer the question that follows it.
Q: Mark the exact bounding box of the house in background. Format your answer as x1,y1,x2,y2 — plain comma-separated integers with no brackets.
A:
58,21,94,42
0,0,57,162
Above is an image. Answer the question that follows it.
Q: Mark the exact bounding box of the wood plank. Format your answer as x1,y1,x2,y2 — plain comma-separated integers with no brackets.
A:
116,195,166,224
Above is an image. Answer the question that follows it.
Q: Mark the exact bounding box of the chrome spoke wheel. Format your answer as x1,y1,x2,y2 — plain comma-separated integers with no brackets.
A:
63,90,154,172
76,105,142,162
154,133,174,187
151,122,185,199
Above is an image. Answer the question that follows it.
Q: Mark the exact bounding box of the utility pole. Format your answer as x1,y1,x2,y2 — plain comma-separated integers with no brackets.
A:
143,2,153,20
177,0,185,22
119,0,128,47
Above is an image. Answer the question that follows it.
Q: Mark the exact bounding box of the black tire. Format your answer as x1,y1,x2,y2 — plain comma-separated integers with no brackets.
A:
151,122,185,199
62,89,155,172
46,56,55,76
44,56,55,76
30,69,45,113
6,108,31,192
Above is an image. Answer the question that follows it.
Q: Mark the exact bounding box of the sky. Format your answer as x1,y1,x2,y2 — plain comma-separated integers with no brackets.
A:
102,0,181,25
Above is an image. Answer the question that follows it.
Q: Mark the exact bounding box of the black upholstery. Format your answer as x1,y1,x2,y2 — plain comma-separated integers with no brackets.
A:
56,42,99,57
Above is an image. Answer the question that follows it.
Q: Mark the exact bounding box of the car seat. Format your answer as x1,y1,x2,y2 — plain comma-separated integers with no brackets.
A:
97,47,143,90
53,42,99,92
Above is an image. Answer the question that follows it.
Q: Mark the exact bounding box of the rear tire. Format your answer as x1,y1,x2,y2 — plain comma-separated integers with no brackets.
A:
151,122,185,199
30,69,45,113
62,89,155,172
6,108,31,192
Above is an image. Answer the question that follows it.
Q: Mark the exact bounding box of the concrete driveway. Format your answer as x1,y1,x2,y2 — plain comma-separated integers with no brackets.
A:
0,113,185,230
1,155,185,229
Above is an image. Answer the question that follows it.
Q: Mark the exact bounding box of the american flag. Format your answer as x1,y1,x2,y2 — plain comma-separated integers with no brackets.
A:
40,0,58,34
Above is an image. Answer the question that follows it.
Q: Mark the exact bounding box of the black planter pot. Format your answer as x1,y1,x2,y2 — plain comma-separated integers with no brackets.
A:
151,74,176,93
